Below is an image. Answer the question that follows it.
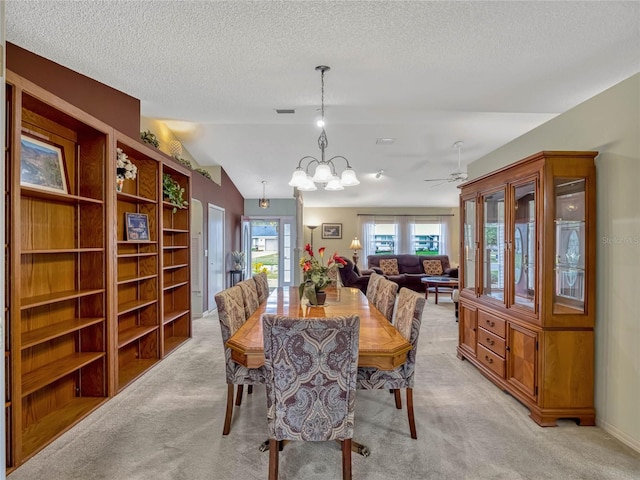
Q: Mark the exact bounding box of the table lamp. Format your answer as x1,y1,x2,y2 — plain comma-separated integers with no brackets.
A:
349,237,363,266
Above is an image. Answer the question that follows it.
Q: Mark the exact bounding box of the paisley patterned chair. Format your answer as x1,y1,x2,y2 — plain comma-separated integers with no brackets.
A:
373,277,399,322
237,279,260,319
365,271,383,303
357,287,425,439
214,286,265,435
262,314,360,480
253,272,270,303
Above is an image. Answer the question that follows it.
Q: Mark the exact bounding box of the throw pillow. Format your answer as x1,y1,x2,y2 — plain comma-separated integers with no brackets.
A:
379,259,400,275
423,259,443,275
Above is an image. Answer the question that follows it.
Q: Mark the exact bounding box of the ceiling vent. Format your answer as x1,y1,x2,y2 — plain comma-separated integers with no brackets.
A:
376,138,395,145
276,109,296,114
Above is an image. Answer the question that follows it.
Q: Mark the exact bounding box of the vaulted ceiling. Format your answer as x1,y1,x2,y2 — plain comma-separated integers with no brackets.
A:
5,1,640,207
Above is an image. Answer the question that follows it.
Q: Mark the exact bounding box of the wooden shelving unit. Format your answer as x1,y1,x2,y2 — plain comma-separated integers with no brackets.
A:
4,71,193,473
6,71,110,468
114,132,161,392
160,163,192,356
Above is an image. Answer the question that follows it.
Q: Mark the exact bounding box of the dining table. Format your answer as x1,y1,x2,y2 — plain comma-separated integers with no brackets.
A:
225,285,412,456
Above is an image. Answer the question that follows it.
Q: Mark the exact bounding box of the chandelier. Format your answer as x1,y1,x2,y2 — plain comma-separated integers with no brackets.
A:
288,66,359,191
258,181,270,209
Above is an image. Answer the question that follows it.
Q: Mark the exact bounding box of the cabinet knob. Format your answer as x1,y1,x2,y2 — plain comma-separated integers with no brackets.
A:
486,320,495,327
484,355,493,364
487,338,494,345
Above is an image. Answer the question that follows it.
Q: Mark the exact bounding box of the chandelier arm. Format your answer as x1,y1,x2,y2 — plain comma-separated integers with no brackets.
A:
296,156,320,171
327,156,353,169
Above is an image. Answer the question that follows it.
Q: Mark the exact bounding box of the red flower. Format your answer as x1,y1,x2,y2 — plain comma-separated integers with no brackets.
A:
318,247,326,258
305,243,314,256
333,253,347,265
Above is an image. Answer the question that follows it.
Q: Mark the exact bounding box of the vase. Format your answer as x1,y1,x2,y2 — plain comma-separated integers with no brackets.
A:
309,290,327,306
116,177,125,192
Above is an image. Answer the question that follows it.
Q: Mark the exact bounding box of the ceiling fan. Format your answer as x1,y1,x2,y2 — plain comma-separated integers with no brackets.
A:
423,141,468,186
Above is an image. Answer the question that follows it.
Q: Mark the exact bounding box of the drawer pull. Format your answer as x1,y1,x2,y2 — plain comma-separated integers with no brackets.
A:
486,320,495,327
486,338,494,345
484,355,493,364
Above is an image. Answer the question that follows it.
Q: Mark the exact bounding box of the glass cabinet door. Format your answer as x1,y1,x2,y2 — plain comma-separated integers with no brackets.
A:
513,181,536,309
554,178,586,313
462,197,476,291
482,189,505,302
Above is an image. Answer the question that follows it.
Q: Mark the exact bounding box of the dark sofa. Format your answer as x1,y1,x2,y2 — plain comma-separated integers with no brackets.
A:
337,257,371,293
366,254,457,292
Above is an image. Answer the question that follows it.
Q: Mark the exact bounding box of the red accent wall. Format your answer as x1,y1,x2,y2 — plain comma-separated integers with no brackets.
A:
6,42,140,138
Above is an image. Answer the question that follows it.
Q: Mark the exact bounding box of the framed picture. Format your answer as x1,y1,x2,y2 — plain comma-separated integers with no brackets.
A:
20,134,68,194
321,223,342,239
125,212,150,241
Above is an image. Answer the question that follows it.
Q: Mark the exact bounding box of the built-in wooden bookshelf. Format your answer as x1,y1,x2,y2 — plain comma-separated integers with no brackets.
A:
114,132,161,392
161,163,192,356
6,71,110,468
4,71,193,472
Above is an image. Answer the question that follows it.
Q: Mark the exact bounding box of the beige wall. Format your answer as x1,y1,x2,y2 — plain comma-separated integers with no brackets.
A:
468,73,640,452
303,206,460,267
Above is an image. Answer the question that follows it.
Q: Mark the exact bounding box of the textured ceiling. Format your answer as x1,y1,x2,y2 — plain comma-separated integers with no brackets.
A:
5,1,640,207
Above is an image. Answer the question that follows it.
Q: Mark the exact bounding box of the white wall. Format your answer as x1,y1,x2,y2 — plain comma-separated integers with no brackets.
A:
468,74,640,452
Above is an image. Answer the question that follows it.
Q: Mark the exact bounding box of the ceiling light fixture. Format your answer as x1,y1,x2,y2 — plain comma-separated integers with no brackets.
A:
288,66,359,192
258,181,270,209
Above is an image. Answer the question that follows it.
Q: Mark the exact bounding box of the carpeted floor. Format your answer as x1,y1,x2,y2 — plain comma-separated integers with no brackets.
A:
8,297,640,479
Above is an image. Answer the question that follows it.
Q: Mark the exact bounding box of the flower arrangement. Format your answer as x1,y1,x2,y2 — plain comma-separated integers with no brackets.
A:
253,262,268,274
299,244,346,304
140,130,160,148
116,148,137,180
231,250,245,270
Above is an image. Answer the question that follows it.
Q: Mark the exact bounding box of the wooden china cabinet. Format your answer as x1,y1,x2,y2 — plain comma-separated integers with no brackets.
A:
457,151,597,427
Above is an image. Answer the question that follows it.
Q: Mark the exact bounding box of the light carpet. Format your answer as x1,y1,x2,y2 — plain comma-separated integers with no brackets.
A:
8,298,640,479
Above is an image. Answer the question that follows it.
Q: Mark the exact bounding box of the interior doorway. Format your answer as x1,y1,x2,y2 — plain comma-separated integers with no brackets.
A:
208,204,225,311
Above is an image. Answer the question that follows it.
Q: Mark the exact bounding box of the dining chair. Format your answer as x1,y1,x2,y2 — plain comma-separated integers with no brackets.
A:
357,287,425,439
373,277,399,322
253,272,269,303
237,279,260,319
214,286,265,435
262,314,360,480
365,271,383,303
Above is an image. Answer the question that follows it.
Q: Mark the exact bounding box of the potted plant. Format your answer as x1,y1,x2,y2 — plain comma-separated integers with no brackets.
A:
231,251,245,271
162,173,189,213
298,244,346,305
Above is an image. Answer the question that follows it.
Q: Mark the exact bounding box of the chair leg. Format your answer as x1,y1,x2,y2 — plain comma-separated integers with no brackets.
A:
248,385,253,395
342,439,352,480
268,439,279,480
223,384,234,435
394,389,402,409
407,388,417,439
235,384,244,406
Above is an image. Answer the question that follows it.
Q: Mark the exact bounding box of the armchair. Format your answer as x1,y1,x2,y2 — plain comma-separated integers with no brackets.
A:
337,257,371,293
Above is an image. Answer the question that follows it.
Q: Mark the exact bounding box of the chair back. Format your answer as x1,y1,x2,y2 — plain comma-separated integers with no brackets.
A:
237,279,260,319
374,278,399,322
215,286,266,384
253,272,269,303
262,314,360,442
394,288,426,386
366,271,383,303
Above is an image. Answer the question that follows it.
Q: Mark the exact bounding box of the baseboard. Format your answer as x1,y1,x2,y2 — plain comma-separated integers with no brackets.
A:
598,418,640,453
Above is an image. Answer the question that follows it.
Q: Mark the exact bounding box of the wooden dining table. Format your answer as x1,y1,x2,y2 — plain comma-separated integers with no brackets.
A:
225,285,412,457
226,285,412,371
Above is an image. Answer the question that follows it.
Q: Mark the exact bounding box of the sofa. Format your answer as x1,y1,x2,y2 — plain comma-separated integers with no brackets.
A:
337,257,371,294
366,254,458,293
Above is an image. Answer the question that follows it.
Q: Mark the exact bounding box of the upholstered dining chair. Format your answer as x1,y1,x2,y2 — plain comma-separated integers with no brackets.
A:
237,279,260,320
214,286,265,435
365,271,383,303
357,287,425,439
262,314,360,480
253,272,269,303
373,277,399,322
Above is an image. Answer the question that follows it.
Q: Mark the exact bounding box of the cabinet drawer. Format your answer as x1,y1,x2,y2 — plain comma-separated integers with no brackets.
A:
477,344,505,378
478,310,506,337
477,327,506,357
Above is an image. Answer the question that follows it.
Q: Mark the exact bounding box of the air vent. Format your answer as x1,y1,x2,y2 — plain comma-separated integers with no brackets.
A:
276,109,296,114
376,138,395,145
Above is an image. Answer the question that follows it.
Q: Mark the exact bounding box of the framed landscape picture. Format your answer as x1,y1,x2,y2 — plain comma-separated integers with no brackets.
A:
321,223,342,239
20,134,68,194
125,212,150,241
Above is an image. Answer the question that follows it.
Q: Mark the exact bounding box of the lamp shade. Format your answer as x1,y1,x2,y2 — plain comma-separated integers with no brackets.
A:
312,163,334,183
340,167,360,186
288,168,307,187
324,176,344,191
349,237,362,250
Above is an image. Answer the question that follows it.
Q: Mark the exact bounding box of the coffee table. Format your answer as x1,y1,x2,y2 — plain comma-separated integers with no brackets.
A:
421,276,459,304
